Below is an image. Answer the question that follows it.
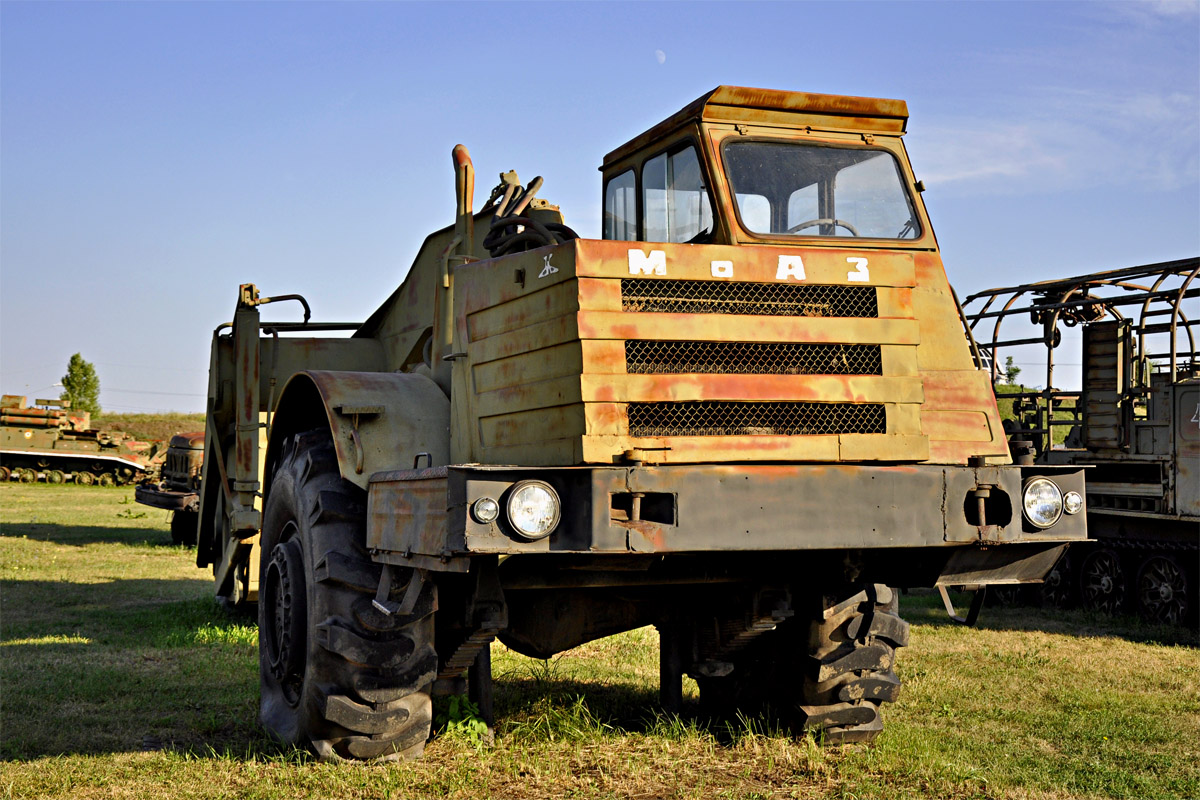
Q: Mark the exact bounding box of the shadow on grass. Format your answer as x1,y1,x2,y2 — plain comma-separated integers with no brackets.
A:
2,581,269,761
901,591,1200,648
491,671,789,746
2,521,177,548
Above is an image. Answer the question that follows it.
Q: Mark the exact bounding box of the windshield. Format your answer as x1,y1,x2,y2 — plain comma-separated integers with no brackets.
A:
723,141,920,240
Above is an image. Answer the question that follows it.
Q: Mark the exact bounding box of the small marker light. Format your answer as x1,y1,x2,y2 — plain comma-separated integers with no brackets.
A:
472,497,500,524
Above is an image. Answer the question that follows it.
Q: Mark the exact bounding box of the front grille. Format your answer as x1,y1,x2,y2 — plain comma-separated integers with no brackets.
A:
628,401,886,437
625,341,882,375
163,450,199,491
622,279,877,317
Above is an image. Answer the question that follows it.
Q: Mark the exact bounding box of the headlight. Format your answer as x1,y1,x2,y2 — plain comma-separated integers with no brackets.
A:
506,481,560,540
1022,478,1063,528
1063,491,1083,515
472,496,500,524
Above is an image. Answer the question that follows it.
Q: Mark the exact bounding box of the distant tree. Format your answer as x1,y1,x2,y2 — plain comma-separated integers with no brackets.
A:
60,353,101,415
1003,355,1022,385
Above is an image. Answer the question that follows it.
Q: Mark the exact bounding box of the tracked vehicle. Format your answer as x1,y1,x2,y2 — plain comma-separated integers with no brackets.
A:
0,395,161,485
194,87,1088,759
965,259,1198,625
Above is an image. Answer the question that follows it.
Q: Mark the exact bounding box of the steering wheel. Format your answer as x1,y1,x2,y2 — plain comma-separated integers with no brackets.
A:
786,218,860,236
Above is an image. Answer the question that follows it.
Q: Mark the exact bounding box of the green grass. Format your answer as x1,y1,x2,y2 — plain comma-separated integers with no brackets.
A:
2,482,1198,799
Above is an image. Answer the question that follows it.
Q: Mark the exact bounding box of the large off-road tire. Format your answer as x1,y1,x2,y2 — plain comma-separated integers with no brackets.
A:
697,583,907,744
797,584,908,743
258,429,437,761
171,509,199,547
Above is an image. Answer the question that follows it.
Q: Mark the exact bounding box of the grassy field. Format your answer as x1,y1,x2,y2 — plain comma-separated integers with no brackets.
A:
2,482,1198,799
90,412,206,443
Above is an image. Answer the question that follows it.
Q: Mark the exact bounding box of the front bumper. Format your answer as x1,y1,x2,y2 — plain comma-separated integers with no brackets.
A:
366,462,1087,568
135,483,200,512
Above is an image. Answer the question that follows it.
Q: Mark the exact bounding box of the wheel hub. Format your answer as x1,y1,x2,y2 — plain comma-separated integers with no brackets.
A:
264,536,307,696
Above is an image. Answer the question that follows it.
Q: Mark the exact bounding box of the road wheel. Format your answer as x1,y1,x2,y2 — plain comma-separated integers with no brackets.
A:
259,429,437,761
1080,549,1127,614
17,468,36,483
98,473,116,487
1136,555,1190,626
46,470,65,485
1039,551,1076,608
697,583,907,744
75,471,96,486
0,466,11,482
171,509,199,547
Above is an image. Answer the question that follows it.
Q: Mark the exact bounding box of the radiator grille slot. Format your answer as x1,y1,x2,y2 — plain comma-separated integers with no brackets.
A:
625,341,882,375
628,401,886,437
621,279,878,317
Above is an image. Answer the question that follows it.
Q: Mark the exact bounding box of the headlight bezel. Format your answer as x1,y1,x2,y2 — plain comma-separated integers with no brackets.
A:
1022,477,1064,529
505,480,561,541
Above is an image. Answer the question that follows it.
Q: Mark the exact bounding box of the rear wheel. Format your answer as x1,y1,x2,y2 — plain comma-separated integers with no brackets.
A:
98,473,116,487
259,429,437,761
697,583,907,744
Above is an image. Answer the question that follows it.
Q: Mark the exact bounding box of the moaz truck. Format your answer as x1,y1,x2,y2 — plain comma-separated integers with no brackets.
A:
193,86,1087,760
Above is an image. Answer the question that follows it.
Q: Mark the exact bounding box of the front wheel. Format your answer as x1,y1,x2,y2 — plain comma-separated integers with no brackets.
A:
258,429,437,761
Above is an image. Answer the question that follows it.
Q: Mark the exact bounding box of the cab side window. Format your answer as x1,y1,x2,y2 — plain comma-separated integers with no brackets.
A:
642,146,713,244
603,169,637,241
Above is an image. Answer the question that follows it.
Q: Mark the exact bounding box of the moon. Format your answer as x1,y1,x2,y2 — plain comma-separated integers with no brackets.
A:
655,49,666,65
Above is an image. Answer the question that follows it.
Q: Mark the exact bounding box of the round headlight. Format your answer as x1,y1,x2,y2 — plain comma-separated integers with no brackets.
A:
1022,478,1063,528
472,496,500,524
1063,491,1084,515
506,481,560,540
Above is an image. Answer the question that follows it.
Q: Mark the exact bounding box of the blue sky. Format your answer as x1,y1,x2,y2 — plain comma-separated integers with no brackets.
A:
2,1,1197,413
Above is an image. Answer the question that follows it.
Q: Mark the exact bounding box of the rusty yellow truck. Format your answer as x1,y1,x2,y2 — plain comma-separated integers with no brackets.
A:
189,86,1088,760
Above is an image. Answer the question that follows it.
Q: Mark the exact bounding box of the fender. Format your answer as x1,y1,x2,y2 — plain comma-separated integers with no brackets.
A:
265,370,451,497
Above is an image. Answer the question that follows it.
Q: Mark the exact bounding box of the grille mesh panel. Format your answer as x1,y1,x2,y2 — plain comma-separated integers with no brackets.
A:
628,401,886,437
625,341,882,375
621,279,878,317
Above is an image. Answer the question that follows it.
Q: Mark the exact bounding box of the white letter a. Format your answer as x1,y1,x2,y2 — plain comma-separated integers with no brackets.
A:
776,255,806,281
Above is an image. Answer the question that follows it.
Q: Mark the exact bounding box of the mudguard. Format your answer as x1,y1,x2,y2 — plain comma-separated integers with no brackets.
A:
266,370,451,494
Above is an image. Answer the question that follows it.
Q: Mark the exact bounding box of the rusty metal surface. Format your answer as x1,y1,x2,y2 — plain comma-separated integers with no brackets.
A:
602,86,908,170
367,462,1087,563
275,370,451,492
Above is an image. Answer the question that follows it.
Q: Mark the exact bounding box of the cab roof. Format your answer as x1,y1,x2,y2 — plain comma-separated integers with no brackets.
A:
602,85,909,170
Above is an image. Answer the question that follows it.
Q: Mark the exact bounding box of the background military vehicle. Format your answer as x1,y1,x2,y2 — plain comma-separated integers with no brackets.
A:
195,86,1088,760
965,259,1198,626
0,395,162,485
136,431,205,545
